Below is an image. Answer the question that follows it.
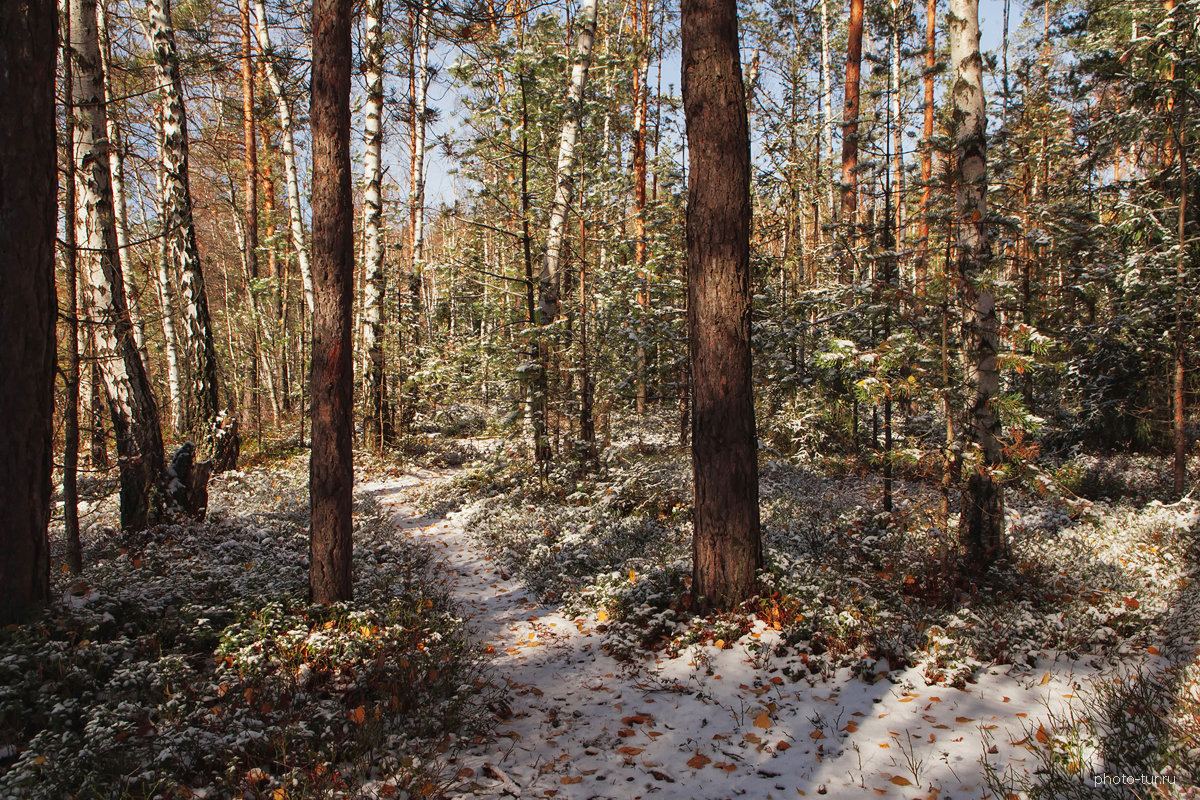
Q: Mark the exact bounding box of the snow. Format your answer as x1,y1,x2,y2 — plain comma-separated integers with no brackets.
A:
369,471,1100,800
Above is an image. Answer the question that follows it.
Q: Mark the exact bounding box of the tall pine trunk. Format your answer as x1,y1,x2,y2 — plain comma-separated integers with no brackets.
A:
74,0,166,530
309,0,354,604
0,0,57,621
840,0,865,240
62,1,83,575
950,0,1003,566
683,0,761,610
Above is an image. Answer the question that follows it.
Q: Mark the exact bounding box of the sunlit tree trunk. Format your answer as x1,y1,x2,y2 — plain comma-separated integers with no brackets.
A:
146,0,224,458
537,0,599,325
152,107,184,435
309,0,354,603
240,0,262,429
0,0,57,620
821,0,834,216
74,0,166,530
683,0,761,610
98,0,146,359
950,0,1003,566
840,0,864,241
917,0,935,297
254,0,313,313
361,0,392,449
631,0,650,414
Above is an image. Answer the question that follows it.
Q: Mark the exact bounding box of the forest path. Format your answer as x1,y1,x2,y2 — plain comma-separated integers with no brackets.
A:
366,468,1097,800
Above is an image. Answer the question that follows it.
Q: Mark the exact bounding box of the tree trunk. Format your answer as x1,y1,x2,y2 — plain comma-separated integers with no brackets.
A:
821,0,834,217
74,0,166,531
152,107,185,435
146,0,225,459
632,0,650,414
253,0,313,313
1172,93,1189,496
240,0,261,431
840,0,864,240
950,0,1003,566
98,0,147,361
0,0,56,621
537,0,599,326
361,0,392,450
62,1,83,576
309,0,354,604
683,0,761,610
917,0,935,298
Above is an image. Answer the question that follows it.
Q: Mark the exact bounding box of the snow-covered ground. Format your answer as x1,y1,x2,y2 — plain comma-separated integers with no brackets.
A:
369,471,1100,800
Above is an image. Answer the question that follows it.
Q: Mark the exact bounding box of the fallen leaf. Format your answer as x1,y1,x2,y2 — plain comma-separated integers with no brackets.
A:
1035,724,1050,744
889,775,912,786
687,754,712,769
1039,673,1052,686
955,716,974,723
350,705,366,725
744,733,762,744
776,740,791,751
618,746,643,756
809,729,826,740
754,711,773,729
843,722,858,732
560,776,582,785
597,609,609,623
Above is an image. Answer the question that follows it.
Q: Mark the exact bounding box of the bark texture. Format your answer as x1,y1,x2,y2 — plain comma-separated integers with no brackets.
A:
147,0,222,451
361,0,391,449
840,0,864,232
0,0,57,621
537,0,599,325
74,0,166,530
682,0,762,610
309,0,354,603
950,0,1003,565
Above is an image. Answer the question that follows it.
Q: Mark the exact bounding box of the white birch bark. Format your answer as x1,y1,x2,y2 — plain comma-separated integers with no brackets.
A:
152,110,184,434
537,0,600,324
361,0,387,445
410,7,430,283
253,0,313,313
146,0,222,437
98,0,147,357
72,0,166,529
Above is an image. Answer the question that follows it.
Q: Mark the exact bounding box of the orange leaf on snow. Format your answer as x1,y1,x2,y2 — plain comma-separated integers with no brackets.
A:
889,775,912,786
687,754,712,769
618,746,644,756
955,717,974,724
1039,673,1052,686
560,776,582,785
754,711,773,729
776,740,791,751
1035,724,1050,744
843,722,858,732
809,730,826,740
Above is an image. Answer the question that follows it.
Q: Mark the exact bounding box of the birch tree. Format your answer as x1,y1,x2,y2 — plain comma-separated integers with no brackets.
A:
146,0,225,459
949,0,1003,565
253,0,313,313
73,0,167,531
536,0,599,326
361,0,393,448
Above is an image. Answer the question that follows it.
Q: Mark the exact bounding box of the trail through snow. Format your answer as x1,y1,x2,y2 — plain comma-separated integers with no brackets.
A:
366,470,1098,800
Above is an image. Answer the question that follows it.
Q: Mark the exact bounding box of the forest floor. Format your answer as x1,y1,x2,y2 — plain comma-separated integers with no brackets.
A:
4,427,1199,799
371,459,1196,800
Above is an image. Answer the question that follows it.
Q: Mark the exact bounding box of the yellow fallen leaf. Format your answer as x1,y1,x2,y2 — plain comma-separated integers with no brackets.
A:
890,775,912,786
1039,673,1052,686
754,711,772,729
597,609,609,623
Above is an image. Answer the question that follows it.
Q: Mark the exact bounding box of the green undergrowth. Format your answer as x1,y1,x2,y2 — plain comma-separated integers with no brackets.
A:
1,456,496,800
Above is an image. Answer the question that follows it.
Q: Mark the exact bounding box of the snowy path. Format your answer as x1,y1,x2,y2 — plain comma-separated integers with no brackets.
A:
367,470,1098,800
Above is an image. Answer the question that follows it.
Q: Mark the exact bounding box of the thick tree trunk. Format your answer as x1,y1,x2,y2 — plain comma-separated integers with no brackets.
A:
0,0,56,621
840,0,864,238
74,0,166,531
537,0,599,325
253,0,313,313
309,0,354,604
240,0,261,430
950,0,1003,566
146,0,225,458
361,0,392,450
683,0,761,610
